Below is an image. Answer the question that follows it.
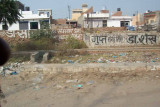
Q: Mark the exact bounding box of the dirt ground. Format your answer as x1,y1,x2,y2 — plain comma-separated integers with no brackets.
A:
1,68,160,107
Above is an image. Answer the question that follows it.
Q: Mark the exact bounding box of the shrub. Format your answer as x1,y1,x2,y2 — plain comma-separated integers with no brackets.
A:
65,36,87,49
15,38,56,51
30,29,53,40
54,36,87,56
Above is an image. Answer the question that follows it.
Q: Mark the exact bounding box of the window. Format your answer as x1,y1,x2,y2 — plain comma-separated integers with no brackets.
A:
103,20,107,27
40,20,49,29
19,21,28,30
73,11,82,13
2,25,8,30
150,20,154,23
30,22,38,29
120,21,130,27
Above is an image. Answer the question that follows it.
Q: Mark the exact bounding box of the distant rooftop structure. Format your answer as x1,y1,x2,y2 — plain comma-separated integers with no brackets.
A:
112,8,122,16
100,10,109,13
15,1,30,11
82,4,88,8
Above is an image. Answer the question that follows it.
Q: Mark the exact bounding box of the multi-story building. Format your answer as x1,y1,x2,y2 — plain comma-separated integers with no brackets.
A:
132,13,144,27
80,8,132,28
144,11,160,26
72,4,89,21
0,9,52,30
83,10,109,28
107,8,132,27
0,0,52,31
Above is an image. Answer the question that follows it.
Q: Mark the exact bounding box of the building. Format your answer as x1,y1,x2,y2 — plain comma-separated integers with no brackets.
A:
144,11,160,28
80,8,132,28
132,13,144,27
72,4,90,21
107,8,132,27
83,10,109,28
0,9,52,30
51,19,69,29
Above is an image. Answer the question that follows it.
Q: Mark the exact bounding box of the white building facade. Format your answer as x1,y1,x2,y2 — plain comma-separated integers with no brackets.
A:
81,9,133,28
107,16,133,27
0,9,52,30
83,12,109,28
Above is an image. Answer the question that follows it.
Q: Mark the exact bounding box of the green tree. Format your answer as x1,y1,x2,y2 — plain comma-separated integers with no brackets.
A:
0,0,21,30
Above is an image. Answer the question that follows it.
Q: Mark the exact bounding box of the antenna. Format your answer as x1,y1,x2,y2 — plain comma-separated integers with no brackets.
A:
68,5,71,19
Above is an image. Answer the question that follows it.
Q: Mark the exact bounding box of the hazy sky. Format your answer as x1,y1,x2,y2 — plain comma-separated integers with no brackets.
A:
19,0,160,19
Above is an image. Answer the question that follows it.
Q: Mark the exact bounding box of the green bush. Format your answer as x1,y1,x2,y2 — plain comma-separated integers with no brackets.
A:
15,27,58,51
54,36,87,56
9,54,30,62
30,29,53,40
65,36,87,49
15,38,56,51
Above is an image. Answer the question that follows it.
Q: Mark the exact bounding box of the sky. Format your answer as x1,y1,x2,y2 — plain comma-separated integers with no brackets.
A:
18,0,160,19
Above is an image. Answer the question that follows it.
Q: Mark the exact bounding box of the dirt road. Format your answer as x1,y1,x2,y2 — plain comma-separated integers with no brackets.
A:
1,69,160,107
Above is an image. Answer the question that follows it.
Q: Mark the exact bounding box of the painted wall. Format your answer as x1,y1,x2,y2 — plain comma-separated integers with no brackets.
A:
72,13,82,21
107,20,121,27
8,22,20,30
0,19,44,30
84,20,103,28
0,22,20,30
84,33,160,47
1,29,160,48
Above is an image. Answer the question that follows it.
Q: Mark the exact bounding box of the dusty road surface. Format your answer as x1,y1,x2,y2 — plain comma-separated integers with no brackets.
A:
1,69,160,107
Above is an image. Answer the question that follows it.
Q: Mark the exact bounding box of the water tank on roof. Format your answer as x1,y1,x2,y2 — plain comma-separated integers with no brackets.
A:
117,8,121,11
25,7,30,11
82,4,88,8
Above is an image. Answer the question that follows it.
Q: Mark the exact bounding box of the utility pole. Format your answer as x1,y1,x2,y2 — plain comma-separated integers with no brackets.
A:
68,5,71,19
136,11,139,31
157,13,160,32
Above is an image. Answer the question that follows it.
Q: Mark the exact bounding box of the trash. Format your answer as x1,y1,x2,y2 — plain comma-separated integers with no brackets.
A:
73,84,83,89
75,55,79,57
112,56,117,58
92,60,97,63
119,53,126,56
67,60,74,64
97,57,104,63
152,60,156,62
155,58,159,60
66,79,78,83
32,74,43,83
87,60,91,63
106,60,110,63
77,84,83,89
110,60,115,62
56,85,63,89
34,85,40,90
87,81,94,85
10,71,18,75
62,60,66,63
151,66,156,71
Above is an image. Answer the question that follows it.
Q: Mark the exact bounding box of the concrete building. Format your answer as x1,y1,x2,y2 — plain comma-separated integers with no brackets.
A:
144,11,160,26
72,4,89,21
83,10,109,28
80,8,132,28
0,9,52,30
107,16,132,27
143,10,160,31
132,13,144,27
107,9,132,27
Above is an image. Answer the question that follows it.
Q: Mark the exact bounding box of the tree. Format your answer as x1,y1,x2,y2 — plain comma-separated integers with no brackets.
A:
0,0,21,30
